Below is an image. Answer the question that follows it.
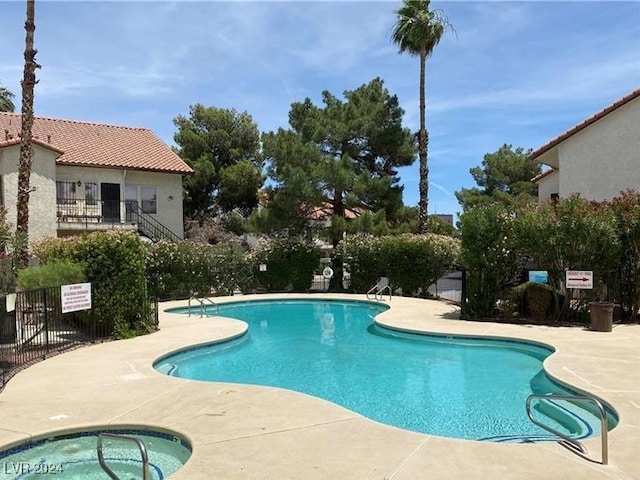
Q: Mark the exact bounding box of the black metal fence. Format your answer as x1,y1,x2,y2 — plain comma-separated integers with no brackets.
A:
0,282,158,391
461,268,638,323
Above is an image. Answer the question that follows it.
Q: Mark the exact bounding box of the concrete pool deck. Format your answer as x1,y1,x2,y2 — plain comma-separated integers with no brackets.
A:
0,293,638,479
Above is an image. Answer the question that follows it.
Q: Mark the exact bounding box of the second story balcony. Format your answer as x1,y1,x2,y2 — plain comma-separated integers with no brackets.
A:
56,198,181,243
56,198,139,232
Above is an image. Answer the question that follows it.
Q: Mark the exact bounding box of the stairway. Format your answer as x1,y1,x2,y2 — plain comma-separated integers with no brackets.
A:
126,203,181,243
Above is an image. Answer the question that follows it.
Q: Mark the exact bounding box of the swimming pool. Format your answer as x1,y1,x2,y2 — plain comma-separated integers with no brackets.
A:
156,299,617,441
0,427,191,480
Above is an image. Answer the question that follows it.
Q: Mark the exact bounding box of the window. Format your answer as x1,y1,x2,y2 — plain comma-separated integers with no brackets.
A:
85,182,98,205
125,185,138,205
56,181,76,204
141,186,157,214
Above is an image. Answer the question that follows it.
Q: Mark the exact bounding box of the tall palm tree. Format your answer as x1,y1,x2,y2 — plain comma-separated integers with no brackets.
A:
392,0,448,234
0,82,15,112
17,0,40,266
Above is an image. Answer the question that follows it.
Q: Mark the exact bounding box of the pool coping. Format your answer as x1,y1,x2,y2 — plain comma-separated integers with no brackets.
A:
0,293,638,480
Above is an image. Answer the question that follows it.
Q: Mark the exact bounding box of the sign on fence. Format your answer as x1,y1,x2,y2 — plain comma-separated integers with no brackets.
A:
61,283,92,313
566,270,593,290
528,271,548,284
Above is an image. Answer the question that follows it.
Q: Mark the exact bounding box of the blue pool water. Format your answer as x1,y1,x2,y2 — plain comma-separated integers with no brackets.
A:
156,299,617,441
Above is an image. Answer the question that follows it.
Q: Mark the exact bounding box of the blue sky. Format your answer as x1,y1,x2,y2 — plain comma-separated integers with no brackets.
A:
1,1,639,218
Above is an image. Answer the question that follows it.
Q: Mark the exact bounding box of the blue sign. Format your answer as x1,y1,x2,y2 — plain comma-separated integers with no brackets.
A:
529,271,548,284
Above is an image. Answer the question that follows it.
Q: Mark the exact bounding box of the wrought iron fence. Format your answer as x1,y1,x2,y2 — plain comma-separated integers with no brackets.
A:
463,268,637,323
0,281,158,391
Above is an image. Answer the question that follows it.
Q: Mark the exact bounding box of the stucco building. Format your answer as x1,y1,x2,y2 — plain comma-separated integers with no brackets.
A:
0,113,193,243
531,88,640,202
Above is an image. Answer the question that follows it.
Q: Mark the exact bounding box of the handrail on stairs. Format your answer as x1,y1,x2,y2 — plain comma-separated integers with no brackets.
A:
526,393,609,465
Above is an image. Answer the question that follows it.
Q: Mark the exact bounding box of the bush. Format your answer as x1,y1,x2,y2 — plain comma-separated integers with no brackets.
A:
382,234,460,296
338,233,460,296
337,235,383,292
249,237,320,292
459,203,523,318
33,231,149,338
525,282,554,323
17,261,85,291
146,241,251,299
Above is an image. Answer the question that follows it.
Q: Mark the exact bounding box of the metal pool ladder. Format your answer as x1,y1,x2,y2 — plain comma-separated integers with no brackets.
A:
366,278,392,302
526,393,608,465
97,433,151,480
188,294,218,317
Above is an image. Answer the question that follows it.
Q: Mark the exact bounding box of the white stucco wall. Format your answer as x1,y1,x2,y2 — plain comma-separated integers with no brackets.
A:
0,144,58,243
536,171,559,202
56,166,186,239
557,97,640,201
124,170,185,239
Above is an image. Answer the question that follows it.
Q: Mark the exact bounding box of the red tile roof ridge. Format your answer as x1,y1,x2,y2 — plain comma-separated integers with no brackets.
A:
0,112,148,131
530,87,640,161
0,136,65,155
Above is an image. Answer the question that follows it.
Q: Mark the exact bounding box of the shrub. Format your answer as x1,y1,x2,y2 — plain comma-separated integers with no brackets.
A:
525,282,554,323
337,235,383,293
381,234,459,296
249,237,320,292
460,203,524,318
33,231,149,338
146,241,251,299
17,261,85,291
608,190,640,321
338,233,460,296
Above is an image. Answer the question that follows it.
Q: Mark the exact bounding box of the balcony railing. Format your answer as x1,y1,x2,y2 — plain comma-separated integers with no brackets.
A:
57,198,131,226
57,198,181,243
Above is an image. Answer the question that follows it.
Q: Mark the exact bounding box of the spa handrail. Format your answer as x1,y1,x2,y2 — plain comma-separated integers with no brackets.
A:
97,433,151,480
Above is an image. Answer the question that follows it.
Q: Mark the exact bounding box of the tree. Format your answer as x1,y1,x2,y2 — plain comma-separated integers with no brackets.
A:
173,105,263,221
16,0,40,267
260,78,416,289
260,77,416,241
392,0,450,234
0,81,15,112
455,144,541,211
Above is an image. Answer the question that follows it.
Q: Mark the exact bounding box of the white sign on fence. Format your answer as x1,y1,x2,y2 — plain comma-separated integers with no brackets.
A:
566,270,593,290
61,282,92,313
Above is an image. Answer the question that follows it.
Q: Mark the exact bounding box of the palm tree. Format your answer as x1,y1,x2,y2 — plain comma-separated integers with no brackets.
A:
17,0,40,266
392,0,449,234
0,82,15,112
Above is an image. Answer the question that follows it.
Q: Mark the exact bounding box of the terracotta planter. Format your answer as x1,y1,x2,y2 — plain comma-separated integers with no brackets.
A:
590,302,614,332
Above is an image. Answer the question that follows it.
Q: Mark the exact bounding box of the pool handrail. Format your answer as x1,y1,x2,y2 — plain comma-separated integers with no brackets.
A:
188,294,217,317
366,278,392,302
525,393,608,465
97,432,151,480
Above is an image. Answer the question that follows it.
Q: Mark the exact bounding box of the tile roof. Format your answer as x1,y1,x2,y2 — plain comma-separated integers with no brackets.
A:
0,113,193,174
529,88,640,161
0,136,65,155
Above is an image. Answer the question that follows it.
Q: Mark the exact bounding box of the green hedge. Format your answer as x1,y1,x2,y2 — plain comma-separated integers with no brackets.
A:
17,261,86,291
249,237,320,292
338,233,460,296
145,241,252,299
33,231,149,338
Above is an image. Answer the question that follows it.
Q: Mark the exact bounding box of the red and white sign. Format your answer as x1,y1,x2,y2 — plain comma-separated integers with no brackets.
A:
61,283,92,313
566,270,593,290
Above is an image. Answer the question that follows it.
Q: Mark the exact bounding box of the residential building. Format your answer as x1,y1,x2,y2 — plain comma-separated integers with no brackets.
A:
0,113,193,243
531,88,640,202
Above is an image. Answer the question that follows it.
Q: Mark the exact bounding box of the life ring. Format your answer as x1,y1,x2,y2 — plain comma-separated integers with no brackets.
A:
322,266,334,279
